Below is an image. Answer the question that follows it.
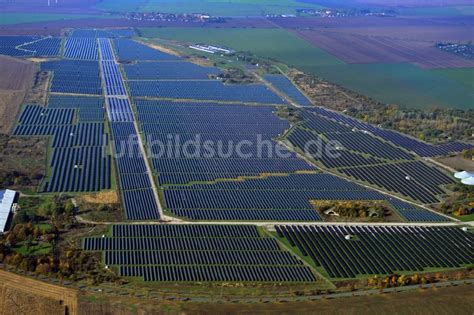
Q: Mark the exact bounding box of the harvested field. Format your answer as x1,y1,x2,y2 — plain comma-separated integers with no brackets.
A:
0,56,36,133
0,91,27,133
271,16,474,42
0,270,78,315
77,284,474,315
0,56,35,90
294,29,474,69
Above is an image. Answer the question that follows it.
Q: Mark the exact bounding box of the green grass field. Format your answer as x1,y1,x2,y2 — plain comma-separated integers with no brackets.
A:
0,13,114,25
139,27,474,109
96,0,323,16
432,68,474,89
312,63,474,109
139,27,341,68
12,242,52,256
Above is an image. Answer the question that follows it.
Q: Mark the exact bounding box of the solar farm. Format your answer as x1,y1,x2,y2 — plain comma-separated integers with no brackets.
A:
3,28,473,285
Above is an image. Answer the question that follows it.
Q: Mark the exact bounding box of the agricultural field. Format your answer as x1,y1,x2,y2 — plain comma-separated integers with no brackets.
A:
293,29,474,69
139,27,474,109
432,67,474,89
0,270,78,314
270,16,474,42
0,55,36,133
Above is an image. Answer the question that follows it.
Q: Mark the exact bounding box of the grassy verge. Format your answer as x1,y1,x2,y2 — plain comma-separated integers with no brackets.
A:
12,242,52,256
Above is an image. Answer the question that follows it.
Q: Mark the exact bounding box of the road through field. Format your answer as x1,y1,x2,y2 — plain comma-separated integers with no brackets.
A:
97,38,170,221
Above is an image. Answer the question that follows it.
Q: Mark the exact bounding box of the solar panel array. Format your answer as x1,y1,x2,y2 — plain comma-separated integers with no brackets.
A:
64,37,98,60
134,100,314,191
276,225,474,278
265,75,312,107
124,61,219,80
19,37,62,57
57,30,462,282
107,98,134,122
287,128,385,168
286,108,454,204
41,60,102,95
12,97,111,192
129,80,287,104
101,61,127,96
339,162,454,204
163,172,447,222
47,95,105,123
115,39,180,61
98,38,114,61
98,38,161,220
311,107,473,157
0,36,61,57
83,225,316,282
71,29,135,38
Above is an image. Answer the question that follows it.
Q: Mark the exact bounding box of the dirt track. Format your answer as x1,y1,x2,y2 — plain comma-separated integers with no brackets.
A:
0,270,78,315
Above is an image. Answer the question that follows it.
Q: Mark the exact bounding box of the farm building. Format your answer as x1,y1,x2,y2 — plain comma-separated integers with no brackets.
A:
0,189,18,233
189,44,235,55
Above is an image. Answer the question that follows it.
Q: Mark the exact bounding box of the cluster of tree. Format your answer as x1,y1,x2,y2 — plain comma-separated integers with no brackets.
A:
0,244,119,284
440,183,474,216
0,223,120,284
462,148,474,160
318,201,387,218
367,273,434,289
15,195,75,228
214,67,256,84
0,194,124,285
276,107,300,124
2,223,56,248
440,202,473,217
347,106,473,143
0,171,42,188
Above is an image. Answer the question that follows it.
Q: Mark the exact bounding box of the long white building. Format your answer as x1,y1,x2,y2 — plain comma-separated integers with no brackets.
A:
0,189,17,233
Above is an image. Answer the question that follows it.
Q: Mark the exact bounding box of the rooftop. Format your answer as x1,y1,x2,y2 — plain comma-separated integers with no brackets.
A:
0,189,17,233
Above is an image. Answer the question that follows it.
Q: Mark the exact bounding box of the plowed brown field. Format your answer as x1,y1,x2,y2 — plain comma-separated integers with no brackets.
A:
294,29,474,69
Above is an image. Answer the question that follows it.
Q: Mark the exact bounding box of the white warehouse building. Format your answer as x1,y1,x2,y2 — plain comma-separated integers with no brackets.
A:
0,189,18,233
